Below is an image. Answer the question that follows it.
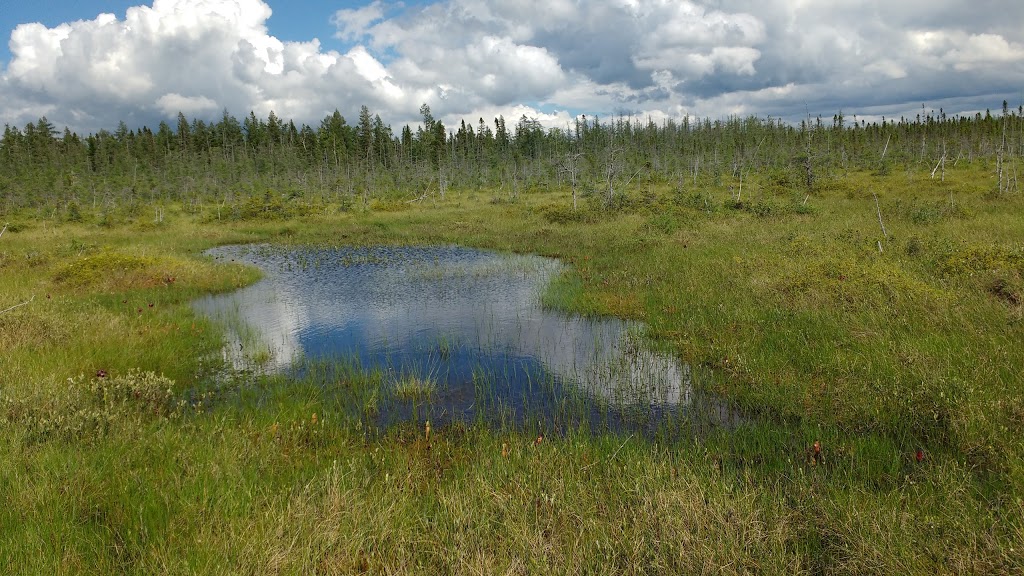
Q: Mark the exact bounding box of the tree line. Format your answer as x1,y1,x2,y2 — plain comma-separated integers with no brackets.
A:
1,101,1021,217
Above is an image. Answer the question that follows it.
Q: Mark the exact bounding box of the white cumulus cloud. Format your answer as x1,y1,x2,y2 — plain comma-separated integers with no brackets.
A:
0,0,1022,135
156,93,219,116
331,1,384,41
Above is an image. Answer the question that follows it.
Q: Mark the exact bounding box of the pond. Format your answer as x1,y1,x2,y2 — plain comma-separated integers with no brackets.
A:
193,244,734,435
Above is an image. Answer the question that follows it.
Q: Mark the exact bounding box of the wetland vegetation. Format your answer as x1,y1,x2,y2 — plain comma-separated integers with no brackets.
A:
1,105,1023,573
191,244,704,433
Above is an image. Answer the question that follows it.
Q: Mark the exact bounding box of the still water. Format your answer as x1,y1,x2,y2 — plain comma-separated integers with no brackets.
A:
193,244,731,432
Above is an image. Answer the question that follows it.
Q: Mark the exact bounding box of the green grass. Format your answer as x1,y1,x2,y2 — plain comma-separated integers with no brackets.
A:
392,373,437,401
1,163,1023,573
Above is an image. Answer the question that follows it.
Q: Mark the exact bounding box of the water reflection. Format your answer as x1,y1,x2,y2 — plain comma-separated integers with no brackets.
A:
193,245,728,429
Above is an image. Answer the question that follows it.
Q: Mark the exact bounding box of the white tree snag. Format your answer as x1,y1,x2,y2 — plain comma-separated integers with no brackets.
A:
873,192,888,239
0,295,34,316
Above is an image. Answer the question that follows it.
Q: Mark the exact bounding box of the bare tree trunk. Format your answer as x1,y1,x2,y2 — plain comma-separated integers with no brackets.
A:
997,152,1004,193
941,141,946,182
560,152,583,211
509,161,519,201
603,147,623,204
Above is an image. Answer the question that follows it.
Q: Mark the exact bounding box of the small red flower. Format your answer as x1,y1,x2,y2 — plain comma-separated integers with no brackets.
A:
916,448,924,463
96,369,108,379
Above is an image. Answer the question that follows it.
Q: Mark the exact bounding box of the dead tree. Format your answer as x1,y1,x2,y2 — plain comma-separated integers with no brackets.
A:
559,152,583,211
602,147,624,204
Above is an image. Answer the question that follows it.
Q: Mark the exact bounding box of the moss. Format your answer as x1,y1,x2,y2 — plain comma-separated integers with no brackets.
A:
540,203,592,224
369,198,412,212
942,244,1024,276
53,250,156,286
769,255,948,312
51,248,208,293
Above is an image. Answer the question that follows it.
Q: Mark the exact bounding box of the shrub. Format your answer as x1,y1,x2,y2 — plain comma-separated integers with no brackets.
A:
541,203,589,224
0,370,180,444
643,212,678,235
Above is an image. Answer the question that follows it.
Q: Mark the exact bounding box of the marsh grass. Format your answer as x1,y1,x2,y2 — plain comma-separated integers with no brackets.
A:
392,372,437,401
1,165,1023,573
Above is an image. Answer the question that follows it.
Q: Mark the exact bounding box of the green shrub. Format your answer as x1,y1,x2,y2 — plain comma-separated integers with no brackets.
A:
644,212,678,234
65,200,83,222
0,370,180,444
540,203,593,224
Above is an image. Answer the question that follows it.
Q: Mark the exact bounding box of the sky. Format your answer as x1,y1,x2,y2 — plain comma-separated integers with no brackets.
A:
1,0,1022,136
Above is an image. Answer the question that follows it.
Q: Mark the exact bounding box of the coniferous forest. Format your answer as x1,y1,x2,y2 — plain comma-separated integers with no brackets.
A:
2,102,1021,218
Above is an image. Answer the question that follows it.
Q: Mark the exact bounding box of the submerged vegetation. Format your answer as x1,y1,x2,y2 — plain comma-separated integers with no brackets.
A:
1,105,1023,573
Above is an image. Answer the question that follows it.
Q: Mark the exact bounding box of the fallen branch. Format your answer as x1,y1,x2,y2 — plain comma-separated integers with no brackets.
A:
873,192,888,238
0,295,34,316
622,165,646,190
581,433,634,472
930,154,946,179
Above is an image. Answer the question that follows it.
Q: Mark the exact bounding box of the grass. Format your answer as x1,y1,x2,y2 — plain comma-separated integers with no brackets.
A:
1,163,1023,573
392,373,437,401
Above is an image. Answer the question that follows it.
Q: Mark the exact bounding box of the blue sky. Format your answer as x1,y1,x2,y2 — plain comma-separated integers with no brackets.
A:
0,0,1022,135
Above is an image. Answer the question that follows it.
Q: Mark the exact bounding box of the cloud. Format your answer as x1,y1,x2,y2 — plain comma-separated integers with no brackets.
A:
0,0,1022,136
155,93,219,116
331,1,384,42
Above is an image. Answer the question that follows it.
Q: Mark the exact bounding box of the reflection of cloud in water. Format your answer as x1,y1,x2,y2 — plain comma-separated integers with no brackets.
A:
193,245,690,406
192,279,309,371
